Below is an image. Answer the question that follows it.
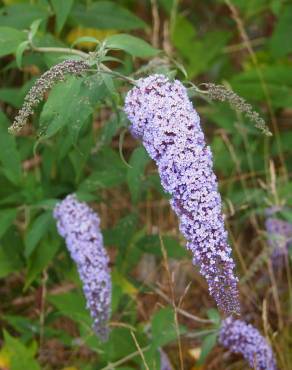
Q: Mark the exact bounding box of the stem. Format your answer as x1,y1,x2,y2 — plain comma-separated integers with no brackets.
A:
31,45,88,59
100,345,150,370
31,45,136,85
160,236,184,370
99,67,137,85
130,331,150,370
153,286,213,324
183,329,218,339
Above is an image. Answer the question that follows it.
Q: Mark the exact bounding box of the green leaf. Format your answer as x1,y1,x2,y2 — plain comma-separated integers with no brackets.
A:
99,328,140,362
102,74,117,96
206,308,221,326
71,2,146,30
270,4,292,57
16,40,29,68
103,213,138,249
25,238,60,290
0,78,36,108
172,15,197,57
48,291,92,327
0,247,22,279
0,27,26,57
197,332,218,365
106,34,159,57
151,307,186,349
97,116,121,148
127,146,150,203
172,16,229,78
71,36,100,48
51,0,74,33
0,227,24,278
135,235,188,259
0,111,22,185
0,208,17,239
79,148,126,192
230,66,292,108
29,19,43,39
39,76,105,141
79,169,126,191
24,211,53,257
3,331,40,370
158,0,176,13
0,4,49,30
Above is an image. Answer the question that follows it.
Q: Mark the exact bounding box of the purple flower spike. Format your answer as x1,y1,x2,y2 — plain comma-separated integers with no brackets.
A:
219,317,277,370
53,194,111,341
124,75,240,314
265,216,292,263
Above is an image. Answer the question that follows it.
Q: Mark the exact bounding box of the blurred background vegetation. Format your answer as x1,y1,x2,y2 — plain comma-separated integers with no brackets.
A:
0,0,292,369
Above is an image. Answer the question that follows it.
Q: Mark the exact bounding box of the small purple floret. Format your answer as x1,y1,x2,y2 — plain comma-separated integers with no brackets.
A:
160,349,172,370
53,194,111,341
219,317,277,370
124,75,240,314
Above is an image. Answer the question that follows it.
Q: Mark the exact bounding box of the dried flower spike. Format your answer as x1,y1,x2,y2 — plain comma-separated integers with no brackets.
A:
124,74,240,315
202,82,271,136
219,317,277,370
53,194,111,341
9,60,88,134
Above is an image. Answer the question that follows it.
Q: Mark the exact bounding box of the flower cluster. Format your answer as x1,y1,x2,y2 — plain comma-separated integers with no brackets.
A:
9,59,88,134
219,317,277,370
265,207,292,264
53,194,111,341
124,74,240,314
265,218,292,261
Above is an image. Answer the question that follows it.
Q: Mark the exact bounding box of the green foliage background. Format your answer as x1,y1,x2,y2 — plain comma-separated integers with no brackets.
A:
0,0,291,369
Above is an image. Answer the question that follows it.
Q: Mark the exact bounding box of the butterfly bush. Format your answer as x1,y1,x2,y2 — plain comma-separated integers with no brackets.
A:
265,208,292,263
9,60,88,134
124,74,240,314
219,317,277,370
53,194,111,341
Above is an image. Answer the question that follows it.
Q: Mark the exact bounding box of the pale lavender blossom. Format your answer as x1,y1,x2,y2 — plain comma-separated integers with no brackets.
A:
219,317,277,370
53,194,111,341
124,74,240,314
265,208,292,263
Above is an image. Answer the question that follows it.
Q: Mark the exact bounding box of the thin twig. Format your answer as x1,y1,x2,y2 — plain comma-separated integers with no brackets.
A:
39,269,48,350
223,37,266,53
131,331,150,370
100,345,150,370
153,286,212,324
160,235,184,370
11,283,75,306
267,259,283,330
151,0,160,48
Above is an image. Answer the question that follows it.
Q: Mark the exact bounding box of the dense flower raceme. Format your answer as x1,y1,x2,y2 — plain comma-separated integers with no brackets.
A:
53,194,111,341
9,59,88,134
219,317,277,370
124,75,240,314
265,208,292,263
